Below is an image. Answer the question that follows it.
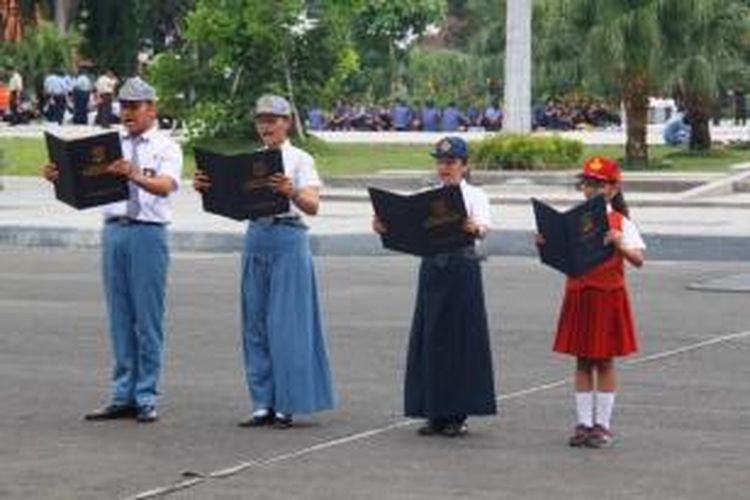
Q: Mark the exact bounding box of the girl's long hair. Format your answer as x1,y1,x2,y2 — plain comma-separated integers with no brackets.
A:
611,189,629,217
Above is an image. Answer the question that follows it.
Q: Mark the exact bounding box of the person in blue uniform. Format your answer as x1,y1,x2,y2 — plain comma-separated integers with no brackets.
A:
72,66,93,125
373,137,497,437
194,95,335,429
42,77,183,423
391,99,413,131
306,105,327,131
420,100,441,132
441,102,464,132
482,100,503,131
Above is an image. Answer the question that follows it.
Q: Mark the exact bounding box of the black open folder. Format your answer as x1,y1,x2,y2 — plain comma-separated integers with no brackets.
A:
368,185,474,257
532,195,614,277
45,131,126,209
194,148,289,221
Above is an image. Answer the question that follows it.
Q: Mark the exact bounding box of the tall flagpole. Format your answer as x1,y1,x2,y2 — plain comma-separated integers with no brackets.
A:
503,0,532,133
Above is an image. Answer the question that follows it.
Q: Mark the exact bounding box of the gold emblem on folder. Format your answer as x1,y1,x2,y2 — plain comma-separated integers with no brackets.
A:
580,211,595,235
242,161,272,191
252,162,269,177
90,146,107,164
81,146,110,177
431,198,449,217
424,197,461,229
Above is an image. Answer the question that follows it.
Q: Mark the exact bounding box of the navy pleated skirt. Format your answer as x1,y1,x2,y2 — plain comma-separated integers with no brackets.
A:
404,251,497,418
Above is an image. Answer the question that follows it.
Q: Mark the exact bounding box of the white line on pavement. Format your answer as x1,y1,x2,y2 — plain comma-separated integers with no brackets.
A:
127,330,750,500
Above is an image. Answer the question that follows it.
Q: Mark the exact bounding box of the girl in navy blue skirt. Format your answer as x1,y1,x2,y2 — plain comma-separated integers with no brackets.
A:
374,137,497,437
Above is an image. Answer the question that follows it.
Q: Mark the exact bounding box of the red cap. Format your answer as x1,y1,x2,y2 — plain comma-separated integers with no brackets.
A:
581,156,621,182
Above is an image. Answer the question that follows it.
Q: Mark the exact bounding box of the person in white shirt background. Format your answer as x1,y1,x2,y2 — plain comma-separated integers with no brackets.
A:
193,94,335,429
7,66,23,125
42,77,183,424
373,136,498,438
95,69,118,128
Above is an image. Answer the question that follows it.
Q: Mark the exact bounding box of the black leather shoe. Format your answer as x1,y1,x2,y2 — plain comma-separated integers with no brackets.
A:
272,414,293,429
238,411,275,428
84,404,138,421
136,405,159,423
417,419,445,436
441,421,468,438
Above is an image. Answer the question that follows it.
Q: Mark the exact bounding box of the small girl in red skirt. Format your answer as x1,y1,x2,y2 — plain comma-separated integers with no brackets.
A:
543,156,646,449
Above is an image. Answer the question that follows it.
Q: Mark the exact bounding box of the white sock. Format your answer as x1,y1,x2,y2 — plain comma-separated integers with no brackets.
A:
575,392,594,427
595,392,616,429
252,408,269,418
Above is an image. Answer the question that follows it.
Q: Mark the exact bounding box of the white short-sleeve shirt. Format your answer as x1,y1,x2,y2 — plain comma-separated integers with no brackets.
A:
608,206,646,250
621,216,646,250
272,139,322,218
95,75,117,95
9,72,23,92
101,126,183,224
459,179,492,230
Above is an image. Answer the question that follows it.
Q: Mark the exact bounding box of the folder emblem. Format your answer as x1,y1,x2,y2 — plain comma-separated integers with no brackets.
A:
431,198,450,218
90,145,107,164
252,162,269,177
580,211,595,235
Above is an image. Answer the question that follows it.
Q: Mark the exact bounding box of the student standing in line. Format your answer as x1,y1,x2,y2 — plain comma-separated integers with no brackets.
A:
193,95,335,429
538,156,646,448
374,136,497,437
42,77,183,423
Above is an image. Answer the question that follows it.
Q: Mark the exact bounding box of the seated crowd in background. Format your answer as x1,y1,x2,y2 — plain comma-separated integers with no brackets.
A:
305,97,621,133
533,98,621,131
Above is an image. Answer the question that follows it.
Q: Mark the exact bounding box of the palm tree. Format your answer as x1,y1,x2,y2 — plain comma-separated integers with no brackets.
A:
660,0,750,150
567,0,663,168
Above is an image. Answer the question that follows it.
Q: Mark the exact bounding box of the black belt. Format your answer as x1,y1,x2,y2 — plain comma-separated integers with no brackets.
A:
106,216,165,227
250,215,302,224
272,215,301,224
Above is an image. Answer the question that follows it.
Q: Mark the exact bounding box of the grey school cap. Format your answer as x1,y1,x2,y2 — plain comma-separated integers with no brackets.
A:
118,77,157,102
255,94,292,117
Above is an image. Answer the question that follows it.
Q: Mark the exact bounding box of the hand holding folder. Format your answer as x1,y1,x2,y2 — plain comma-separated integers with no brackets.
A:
194,148,289,221
369,185,474,257
44,131,126,209
532,195,614,276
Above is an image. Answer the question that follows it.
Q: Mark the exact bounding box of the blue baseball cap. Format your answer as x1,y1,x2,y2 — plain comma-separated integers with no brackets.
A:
430,136,468,160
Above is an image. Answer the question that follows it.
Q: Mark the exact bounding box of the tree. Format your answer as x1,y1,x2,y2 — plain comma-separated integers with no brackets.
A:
0,20,79,96
660,0,750,150
149,0,361,140
567,0,664,168
452,0,506,101
355,0,446,96
75,0,194,75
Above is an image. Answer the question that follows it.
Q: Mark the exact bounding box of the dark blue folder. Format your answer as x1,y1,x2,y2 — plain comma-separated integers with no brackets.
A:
369,185,474,257
194,148,288,221
532,195,614,277
45,131,126,209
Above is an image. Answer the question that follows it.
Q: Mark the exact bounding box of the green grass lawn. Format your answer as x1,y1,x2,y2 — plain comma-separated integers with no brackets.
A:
2,137,749,177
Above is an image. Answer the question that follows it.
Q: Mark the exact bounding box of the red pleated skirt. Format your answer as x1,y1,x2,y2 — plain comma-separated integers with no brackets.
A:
553,286,638,359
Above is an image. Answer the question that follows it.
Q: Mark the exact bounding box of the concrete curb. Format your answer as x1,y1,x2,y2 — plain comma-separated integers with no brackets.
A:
322,191,750,209
2,225,749,261
677,166,750,200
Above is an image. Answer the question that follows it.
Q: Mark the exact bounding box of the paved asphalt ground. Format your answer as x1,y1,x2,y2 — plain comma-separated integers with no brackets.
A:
1,248,749,499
